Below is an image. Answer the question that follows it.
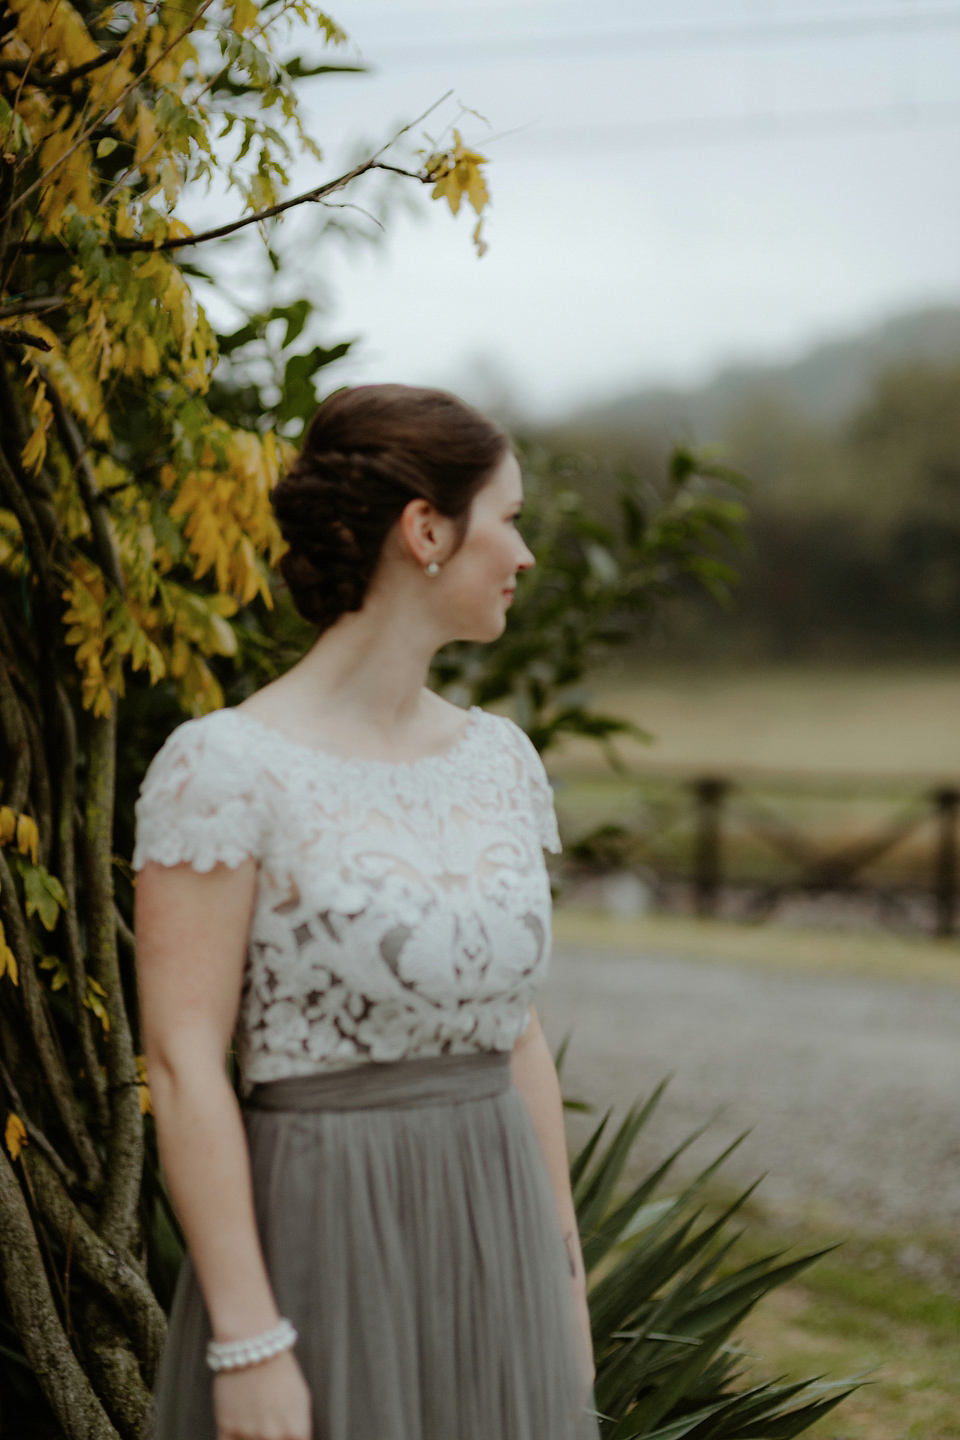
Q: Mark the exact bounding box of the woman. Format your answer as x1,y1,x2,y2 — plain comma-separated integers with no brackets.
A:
134,384,598,1440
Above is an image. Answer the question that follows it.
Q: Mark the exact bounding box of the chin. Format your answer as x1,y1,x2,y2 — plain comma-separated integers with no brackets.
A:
456,609,508,644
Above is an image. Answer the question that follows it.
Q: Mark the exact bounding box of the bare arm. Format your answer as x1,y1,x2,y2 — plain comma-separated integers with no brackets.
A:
511,1007,594,1388
135,858,310,1440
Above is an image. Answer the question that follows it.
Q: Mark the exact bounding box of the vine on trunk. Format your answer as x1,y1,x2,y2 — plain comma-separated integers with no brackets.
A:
0,1,490,1432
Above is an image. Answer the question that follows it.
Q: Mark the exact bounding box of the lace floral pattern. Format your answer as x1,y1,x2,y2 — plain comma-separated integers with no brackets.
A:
133,707,561,1089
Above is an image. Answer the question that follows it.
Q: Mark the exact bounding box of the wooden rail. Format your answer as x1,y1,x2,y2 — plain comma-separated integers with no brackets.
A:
690,778,960,937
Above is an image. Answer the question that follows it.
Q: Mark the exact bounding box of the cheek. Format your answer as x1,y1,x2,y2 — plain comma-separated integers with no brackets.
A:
459,526,511,582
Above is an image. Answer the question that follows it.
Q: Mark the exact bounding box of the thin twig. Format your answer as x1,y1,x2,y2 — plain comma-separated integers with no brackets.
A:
0,1057,79,1193
42,371,126,595
114,905,135,957
63,1211,74,1342
15,93,451,257
317,199,386,232
0,298,66,321
0,330,52,351
0,48,120,89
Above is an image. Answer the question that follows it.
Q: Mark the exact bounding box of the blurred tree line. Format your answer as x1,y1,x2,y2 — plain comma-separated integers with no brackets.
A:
539,357,960,662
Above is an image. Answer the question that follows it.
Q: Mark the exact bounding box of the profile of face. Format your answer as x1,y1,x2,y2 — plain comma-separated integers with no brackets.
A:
397,449,535,644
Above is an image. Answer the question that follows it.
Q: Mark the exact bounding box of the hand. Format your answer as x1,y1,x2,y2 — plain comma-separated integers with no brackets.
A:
214,1349,312,1440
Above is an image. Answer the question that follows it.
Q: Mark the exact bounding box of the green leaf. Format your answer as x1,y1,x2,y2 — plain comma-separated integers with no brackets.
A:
19,864,66,932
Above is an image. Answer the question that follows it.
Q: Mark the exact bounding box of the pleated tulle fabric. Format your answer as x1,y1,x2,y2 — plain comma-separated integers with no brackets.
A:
146,1054,599,1440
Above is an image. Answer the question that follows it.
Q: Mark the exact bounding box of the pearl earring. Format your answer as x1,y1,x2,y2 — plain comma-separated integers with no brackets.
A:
424,560,441,577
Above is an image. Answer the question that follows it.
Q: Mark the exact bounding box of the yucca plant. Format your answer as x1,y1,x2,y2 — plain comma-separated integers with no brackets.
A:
571,1073,858,1439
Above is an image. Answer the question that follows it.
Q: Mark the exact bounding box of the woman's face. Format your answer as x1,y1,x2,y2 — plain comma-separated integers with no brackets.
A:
437,450,535,643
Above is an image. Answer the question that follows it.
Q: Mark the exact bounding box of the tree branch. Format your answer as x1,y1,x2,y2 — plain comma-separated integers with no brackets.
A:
44,373,126,595
0,1144,120,1440
24,1148,166,1382
0,653,30,811
79,1295,155,1438
0,446,57,584
14,90,453,256
0,1055,78,1192
16,687,52,863
16,160,428,256
0,329,53,351
84,706,143,1251
0,362,62,594
0,847,104,1191
0,297,67,321
114,903,135,958
0,49,121,88
0,346,30,460
57,685,110,1131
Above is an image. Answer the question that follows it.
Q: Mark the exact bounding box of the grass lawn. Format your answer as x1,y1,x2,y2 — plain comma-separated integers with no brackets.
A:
731,1214,960,1440
550,663,960,782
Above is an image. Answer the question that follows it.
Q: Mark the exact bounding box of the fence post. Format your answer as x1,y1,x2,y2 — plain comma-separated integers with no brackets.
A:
932,787,960,938
692,777,729,918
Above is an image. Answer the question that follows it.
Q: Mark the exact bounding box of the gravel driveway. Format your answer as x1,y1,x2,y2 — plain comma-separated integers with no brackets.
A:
538,944,960,1231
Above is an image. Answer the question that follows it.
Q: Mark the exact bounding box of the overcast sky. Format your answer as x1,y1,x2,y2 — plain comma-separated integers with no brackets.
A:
194,1,960,421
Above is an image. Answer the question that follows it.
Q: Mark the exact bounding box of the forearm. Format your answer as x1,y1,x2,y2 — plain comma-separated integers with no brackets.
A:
150,1056,278,1341
511,1010,585,1290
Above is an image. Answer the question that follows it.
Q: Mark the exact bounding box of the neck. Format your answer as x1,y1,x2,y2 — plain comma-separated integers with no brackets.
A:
285,572,449,738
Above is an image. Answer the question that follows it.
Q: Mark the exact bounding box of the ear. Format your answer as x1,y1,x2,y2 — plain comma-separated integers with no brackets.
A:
398,497,450,568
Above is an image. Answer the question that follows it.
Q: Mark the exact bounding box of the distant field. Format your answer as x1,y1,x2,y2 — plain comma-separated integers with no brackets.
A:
548,664,960,782
546,665,960,899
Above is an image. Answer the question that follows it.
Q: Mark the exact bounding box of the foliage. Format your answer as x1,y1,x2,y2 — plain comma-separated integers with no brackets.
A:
570,359,960,663
569,1074,858,1438
433,440,747,758
0,1,492,1434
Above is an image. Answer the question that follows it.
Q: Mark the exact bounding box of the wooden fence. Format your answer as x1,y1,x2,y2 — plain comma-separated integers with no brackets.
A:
687,777,960,936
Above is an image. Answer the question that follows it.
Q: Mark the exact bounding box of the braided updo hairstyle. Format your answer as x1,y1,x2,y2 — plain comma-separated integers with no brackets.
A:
271,384,511,633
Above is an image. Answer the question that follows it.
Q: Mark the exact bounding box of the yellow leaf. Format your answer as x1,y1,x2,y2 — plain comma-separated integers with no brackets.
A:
472,218,488,257
431,170,462,216
21,423,48,475
39,954,69,991
4,1113,27,1162
0,808,15,844
16,814,39,866
136,1055,153,1115
84,977,110,1033
0,922,17,987
231,0,258,32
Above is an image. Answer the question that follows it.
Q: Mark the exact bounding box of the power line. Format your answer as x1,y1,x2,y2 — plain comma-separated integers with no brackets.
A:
357,7,960,69
488,100,960,156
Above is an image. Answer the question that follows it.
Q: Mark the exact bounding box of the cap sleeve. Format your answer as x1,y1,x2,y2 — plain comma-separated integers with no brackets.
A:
504,719,562,854
132,712,267,873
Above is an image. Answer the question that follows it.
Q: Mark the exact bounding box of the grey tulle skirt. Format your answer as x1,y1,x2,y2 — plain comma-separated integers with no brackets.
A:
147,1051,600,1440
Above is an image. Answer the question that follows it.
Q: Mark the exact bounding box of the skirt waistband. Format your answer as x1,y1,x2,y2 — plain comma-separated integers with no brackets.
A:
244,1050,512,1113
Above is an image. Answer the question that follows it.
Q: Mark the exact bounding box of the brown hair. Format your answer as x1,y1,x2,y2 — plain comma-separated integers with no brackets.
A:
270,383,510,632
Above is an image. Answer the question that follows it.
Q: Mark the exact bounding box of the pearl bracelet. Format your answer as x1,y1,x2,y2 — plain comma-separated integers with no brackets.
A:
206,1318,298,1373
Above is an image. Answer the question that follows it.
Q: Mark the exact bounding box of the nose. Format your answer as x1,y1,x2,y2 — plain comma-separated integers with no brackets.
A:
516,537,535,571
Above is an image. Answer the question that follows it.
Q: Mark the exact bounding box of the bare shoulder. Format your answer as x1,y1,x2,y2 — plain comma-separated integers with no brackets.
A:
420,689,478,746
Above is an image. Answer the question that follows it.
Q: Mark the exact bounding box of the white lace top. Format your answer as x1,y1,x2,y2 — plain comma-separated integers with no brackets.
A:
132,706,561,1089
